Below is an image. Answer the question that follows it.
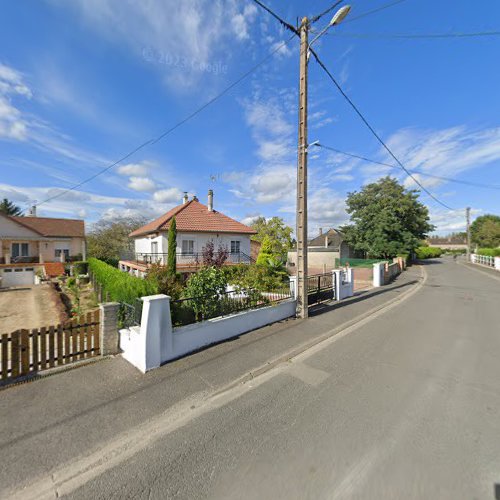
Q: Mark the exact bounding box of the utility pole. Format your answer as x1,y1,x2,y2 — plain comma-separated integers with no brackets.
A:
296,17,309,319
466,206,471,261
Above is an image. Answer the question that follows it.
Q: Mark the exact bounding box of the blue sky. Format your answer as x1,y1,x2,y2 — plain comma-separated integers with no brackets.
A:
1,0,499,235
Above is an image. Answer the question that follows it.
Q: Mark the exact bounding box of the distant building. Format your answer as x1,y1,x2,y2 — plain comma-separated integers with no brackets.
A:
427,235,467,251
287,228,357,275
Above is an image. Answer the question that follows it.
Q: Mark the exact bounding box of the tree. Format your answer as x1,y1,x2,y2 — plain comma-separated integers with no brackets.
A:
470,214,500,248
87,216,148,266
167,216,177,276
251,216,293,263
0,198,23,216
341,177,434,258
185,266,227,319
256,236,274,266
201,241,229,267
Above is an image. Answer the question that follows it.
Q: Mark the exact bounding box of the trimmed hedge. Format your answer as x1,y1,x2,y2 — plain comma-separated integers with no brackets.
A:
415,246,443,259
477,248,500,257
88,258,158,303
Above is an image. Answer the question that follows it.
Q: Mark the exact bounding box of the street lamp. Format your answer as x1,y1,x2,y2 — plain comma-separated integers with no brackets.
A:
295,6,351,319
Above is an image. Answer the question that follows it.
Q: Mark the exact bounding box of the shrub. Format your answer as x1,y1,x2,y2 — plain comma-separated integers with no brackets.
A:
73,261,88,275
145,263,184,300
226,263,287,291
477,248,500,257
88,258,158,303
201,241,229,267
415,246,443,259
184,266,228,319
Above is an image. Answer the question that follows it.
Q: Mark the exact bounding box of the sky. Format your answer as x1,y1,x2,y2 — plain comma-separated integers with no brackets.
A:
0,0,499,236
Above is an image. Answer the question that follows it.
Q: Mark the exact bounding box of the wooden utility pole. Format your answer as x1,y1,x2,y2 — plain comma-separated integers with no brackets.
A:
466,206,471,261
296,17,309,319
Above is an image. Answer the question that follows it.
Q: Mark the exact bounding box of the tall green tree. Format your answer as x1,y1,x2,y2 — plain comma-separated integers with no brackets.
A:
167,216,177,276
470,214,500,248
87,216,148,266
0,198,23,216
341,177,434,258
251,216,293,262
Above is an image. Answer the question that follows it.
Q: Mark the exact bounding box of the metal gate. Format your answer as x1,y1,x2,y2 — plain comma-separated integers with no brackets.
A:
307,273,335,305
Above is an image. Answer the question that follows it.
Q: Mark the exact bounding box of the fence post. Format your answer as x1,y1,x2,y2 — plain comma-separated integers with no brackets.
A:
495,257,500,271
100,302,120,356
373,262,384,287
137,294,171,372
333,270,340,301
289,276,298,299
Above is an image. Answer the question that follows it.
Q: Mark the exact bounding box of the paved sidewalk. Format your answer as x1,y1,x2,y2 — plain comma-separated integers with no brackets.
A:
0,265,422,494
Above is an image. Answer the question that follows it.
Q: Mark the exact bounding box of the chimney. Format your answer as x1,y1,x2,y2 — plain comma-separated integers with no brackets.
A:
27,205,37,217
319,227,323,235
192,195,198,202
183,192,188,204
208,189,214,212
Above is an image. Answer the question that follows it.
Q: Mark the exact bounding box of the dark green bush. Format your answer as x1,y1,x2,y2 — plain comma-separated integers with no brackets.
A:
477,248,500,257
415,246,443,259
73,261,88,275
88,258,158,303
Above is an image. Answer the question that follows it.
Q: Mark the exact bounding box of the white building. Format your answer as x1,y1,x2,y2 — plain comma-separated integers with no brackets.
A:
119,190,256,277
0,209,86,287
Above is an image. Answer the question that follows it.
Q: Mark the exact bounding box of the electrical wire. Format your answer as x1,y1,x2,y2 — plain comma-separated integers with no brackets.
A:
310,1,344,24
37,34,296,207
329,30,500,39
315,143,500,191
309,47,454,210
341,0,410,24
250,0,298,34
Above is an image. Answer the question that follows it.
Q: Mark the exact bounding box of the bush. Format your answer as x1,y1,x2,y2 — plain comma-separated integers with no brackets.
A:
226,263,287,291
145,263,184,300
477,248,500,257
88,258,158,303
415,246,443,259
445,248,467,255
73,261,88,275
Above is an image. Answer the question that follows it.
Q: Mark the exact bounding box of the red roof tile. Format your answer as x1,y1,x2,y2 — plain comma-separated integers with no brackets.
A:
9,216,85,238
44,262,66,278
130,200,256,237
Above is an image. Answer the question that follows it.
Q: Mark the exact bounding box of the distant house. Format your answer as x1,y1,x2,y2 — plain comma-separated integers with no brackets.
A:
119,190,257,277
427,235,467,250
0,207,86,287
287,228,356,275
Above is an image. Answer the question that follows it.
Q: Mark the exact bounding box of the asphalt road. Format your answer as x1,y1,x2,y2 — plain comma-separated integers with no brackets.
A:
8,258,500,499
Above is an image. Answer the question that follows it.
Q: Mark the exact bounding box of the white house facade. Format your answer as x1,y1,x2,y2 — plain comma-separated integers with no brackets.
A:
0,209,86,287
119,191,256,277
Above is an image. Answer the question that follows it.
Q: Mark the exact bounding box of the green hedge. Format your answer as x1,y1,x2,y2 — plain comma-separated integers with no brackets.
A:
88,258,158,303
415,246,443,259
73,261,88,275
335,258,384,268
477,248,500,257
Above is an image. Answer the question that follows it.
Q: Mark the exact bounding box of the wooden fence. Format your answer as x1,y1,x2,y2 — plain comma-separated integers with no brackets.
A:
0,309,100,382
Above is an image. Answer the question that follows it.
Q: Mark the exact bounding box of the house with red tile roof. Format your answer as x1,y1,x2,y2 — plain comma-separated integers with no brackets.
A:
0,207,85,287
119,190,257,277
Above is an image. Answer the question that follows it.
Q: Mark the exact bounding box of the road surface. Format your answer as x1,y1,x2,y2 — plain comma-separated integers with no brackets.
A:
6,258,500,499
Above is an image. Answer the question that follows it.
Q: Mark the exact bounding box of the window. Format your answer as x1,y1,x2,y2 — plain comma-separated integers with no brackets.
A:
230,241,240,254
182,240,194,255
151,242,158,255
12,243,29,258
55,249,70,259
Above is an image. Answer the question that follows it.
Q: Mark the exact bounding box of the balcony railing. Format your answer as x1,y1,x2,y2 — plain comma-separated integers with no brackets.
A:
133,252,254,267
7,256,41,264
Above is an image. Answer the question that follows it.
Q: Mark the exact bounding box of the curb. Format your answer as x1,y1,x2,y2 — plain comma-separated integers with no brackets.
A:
213,265,426,397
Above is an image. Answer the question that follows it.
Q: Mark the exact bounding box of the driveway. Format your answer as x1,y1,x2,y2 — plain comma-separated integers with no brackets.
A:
0,284,66,334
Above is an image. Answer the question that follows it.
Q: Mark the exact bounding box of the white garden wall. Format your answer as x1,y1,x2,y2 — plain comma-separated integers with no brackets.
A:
120,294,297,373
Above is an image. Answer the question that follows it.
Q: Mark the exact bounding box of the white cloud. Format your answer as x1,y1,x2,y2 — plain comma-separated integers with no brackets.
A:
153,187,183,203
56,0,258,89
118,162,150,177
429,207,482,235
127,176,156,192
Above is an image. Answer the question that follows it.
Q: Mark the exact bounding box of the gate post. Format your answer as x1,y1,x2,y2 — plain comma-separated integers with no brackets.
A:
100,302,120,356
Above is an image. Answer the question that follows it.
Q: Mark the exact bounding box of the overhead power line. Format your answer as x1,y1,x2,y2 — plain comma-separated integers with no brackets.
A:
315,143,500,191
330,30,500,40
309,48,454,210
37,34,296,207
310,1,344,24
250,0,298,34
342,0,410,24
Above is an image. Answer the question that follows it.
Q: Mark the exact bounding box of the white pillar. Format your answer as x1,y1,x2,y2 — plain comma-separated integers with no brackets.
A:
373,262,384,288
138,294,171,372
289,276,298,299
495,257,500,271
